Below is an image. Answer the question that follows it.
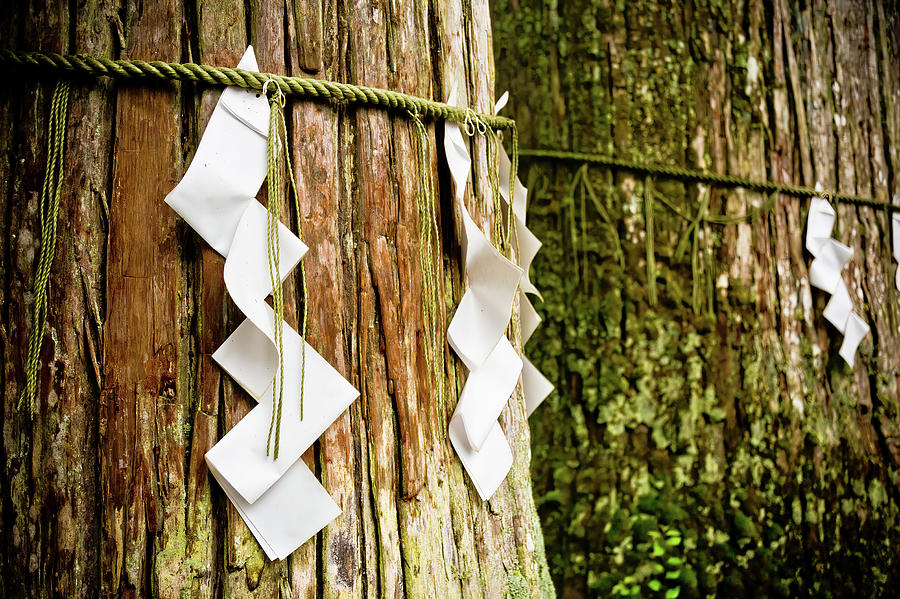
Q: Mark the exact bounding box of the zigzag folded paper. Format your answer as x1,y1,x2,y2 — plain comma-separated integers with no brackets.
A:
164,46,358,560
496,137,553,416
805,197,869,367
444,84,523,500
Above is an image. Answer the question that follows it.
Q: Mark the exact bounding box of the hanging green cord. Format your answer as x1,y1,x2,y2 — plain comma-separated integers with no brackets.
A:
410,112,444,405
276,99,309,423
20,80,70,417
504,124,519,251
264,83,287,459
485,128,504,247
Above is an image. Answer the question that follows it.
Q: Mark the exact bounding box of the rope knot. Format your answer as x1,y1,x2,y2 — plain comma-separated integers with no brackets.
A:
262,78,286,107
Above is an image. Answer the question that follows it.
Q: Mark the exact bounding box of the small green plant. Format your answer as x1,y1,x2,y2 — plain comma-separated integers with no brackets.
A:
610,527,683,598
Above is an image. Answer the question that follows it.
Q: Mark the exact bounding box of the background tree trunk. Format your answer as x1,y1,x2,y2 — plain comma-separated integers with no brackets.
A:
493,0,900,597
0,1,554,597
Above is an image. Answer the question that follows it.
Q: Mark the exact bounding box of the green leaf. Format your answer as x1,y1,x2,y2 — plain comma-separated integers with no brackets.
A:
666,556,683,567
665,587,681,599
630,585,641,595
652,562,665,574
652,541,665,557
665,535,682,547
648,579,663,591
665,570,681,580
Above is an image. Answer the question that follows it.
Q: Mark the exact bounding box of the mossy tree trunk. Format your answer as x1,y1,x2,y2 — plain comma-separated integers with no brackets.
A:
494,0,900,597
0,1,553,597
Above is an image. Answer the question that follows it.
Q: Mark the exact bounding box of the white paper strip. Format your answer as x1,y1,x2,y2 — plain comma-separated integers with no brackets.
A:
164,46,358,560
444,84,523,499
840,313,870,368
522,356,554,417
495,100,553,415
805,197,869,366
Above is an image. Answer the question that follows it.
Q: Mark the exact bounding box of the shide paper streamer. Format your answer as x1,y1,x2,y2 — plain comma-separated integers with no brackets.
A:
805,196,870,367
164,47,359,560
443,85,552,500
495,129,554,418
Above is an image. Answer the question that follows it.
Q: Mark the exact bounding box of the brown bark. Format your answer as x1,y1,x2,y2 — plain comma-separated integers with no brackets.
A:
494,0,900,596
0,1,553,598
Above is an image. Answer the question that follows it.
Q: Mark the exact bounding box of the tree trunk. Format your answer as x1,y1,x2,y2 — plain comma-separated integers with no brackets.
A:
0,2,553,597
493,0,900,597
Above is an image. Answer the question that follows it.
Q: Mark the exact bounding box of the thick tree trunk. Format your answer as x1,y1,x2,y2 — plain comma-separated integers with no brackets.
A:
0,2,553,598
494,0,900,597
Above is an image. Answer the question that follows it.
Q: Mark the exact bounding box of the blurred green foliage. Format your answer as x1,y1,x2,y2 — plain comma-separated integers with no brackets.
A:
522,170,900,598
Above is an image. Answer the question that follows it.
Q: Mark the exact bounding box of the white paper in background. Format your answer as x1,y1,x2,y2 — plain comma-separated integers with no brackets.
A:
805,197,837,255
804,196,869,366
522,357,554,416
893,213,900,291
495,99,554,414
164,46,358,560
809,239,853,293
443,84,523,499
839,313,870,367
823,281,853,333
520,293,541,344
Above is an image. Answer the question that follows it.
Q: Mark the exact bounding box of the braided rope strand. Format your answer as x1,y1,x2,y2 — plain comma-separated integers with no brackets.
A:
264,91,287,459
520,148,893,210
20,81,70,417
0,49,515,131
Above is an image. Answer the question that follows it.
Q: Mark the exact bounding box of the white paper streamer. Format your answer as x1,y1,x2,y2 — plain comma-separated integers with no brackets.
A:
444,84,522,500
805,197,869,366
496,101,553,416
164,47,358,560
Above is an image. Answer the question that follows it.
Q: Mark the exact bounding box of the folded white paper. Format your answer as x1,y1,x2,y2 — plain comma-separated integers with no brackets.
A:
209,315,359,504
495,100,553,415
446,204,524,370
217,455,339,560
839,313,870,368
443,84,523,499
165,48,269,256
452,337,522,452
164,46,358,560
522,356,554,416
804,196,869,366
520,293,541,344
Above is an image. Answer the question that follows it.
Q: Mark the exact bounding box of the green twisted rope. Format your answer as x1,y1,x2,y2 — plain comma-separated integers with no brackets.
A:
520,148,895,210
20,81,70,417
264,90,288,459
263,85,311,459
410,113,445,407
0,49,515,131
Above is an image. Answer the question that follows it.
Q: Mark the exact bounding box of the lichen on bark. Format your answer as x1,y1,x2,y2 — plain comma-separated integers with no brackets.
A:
493,0,900,597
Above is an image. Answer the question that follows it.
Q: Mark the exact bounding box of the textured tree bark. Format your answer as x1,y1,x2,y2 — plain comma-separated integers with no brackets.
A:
0,1,554,598
494,0,900,597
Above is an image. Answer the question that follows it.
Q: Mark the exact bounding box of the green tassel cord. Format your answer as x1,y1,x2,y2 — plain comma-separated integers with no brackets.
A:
264,83,308,460
410,113,445,406
20,81,70,417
